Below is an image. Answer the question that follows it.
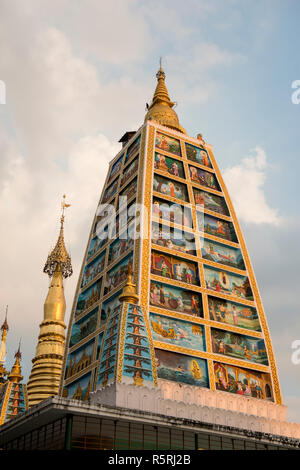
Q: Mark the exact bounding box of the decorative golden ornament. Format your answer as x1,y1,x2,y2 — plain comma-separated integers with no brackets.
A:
119,263,139,304
43,195,73,278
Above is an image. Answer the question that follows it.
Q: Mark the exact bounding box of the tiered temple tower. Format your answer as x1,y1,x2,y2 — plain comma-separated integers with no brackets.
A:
60,65,282,414
0,313,28,425
27,197,73,407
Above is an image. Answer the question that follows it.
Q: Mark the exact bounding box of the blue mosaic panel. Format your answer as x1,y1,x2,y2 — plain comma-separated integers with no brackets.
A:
108,154,124,183
97,305,122,388
150,312,206,352
69,308,98,348
63,372,92,401
65,339,95,380
75,279,101,317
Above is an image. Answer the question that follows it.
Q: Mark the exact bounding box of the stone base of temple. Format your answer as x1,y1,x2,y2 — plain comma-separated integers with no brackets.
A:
1,395,299,450
90,380,300,439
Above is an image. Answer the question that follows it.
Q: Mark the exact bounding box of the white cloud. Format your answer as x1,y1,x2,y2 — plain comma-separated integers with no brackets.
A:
0,129,119,380
223,147,280,225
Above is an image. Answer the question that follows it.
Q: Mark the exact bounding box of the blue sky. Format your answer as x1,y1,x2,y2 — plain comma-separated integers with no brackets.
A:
0,0,299,421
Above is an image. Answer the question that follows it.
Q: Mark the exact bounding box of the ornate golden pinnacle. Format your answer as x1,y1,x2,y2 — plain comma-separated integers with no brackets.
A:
144,63,186,134
1,306,9,334
119,263,139,304
43,195,73,279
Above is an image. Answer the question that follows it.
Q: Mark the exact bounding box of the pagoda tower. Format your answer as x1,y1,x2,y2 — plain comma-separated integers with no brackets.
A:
0,309,9,383
60,65,282,412
27,197,73,407
0,314,28,425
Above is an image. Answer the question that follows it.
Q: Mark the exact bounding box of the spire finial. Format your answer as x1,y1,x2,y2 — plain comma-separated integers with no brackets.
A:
61,194,71,222
1,306,9,334
43,196,73,279
119,262,139,304
144,64,186,134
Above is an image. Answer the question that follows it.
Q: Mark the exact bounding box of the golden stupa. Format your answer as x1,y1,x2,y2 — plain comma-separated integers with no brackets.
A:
27,196,72,407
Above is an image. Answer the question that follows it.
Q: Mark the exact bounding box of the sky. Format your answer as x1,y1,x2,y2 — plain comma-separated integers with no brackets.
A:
0,0,299,421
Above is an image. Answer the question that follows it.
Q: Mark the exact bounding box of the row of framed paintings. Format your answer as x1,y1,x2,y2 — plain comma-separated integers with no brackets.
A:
149,280,260,331
63,347,273,402
154,152,220,191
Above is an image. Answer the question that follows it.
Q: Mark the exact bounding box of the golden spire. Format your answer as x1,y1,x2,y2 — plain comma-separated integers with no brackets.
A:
27,196,73,407
8,341,23,383
0,307,9,381
119,263,139,304
144,60,186,134
43,195,72,279
0,307,9,365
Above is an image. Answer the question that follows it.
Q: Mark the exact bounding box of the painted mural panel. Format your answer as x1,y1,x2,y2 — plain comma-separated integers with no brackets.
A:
125,134,141,163
108,154,123,183
185,142,212,168
75,279,101,316
197,212,238,243
152,198,193,228
104,253,133,294
62,372,92,401
151,251,199,286
150,280,203,318
87,236,107,262
154,152,185,178
94,208,115,238
153,174,189,202
65,339,94,379
120,158,138,187
189,166,220,191
102,179,118,204
108,222,135,266
81,251,105,288
194,188,229,216
155,132,181,156
155,349,209,388
204,265,253,300
150,312,206,352
211,328,268,365
208,296,261,331
100,292,121,327
69,308,98,347
214,362,273,401
119,178,137,206
115,198,137,237
152,222,196,255
122,304,154,387
95,203,114,229
200,237,245,270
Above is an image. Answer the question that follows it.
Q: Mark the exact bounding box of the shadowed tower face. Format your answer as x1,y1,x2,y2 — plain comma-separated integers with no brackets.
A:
61,66,281,406
27,197,73,407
